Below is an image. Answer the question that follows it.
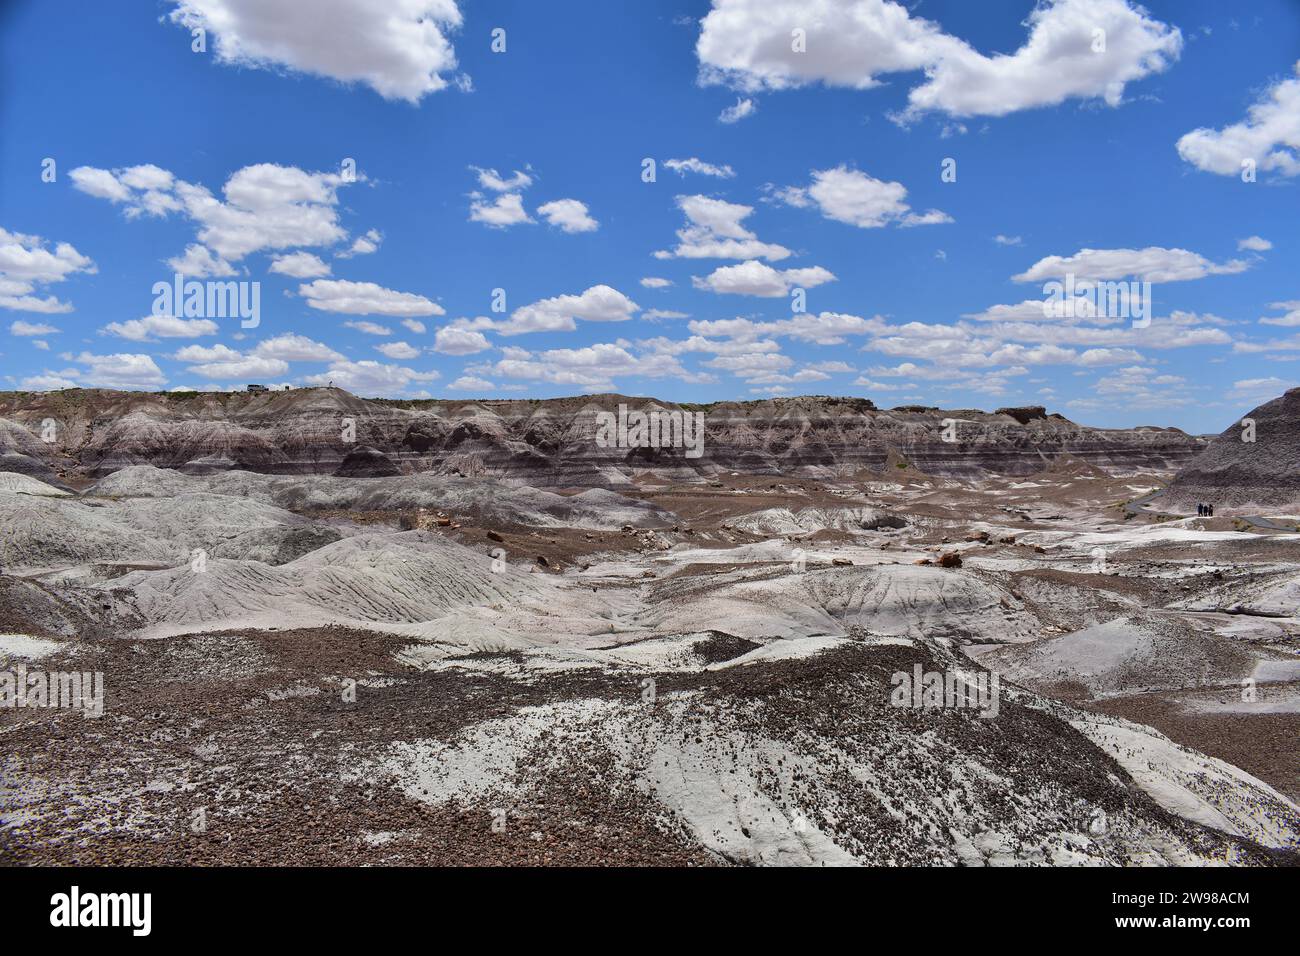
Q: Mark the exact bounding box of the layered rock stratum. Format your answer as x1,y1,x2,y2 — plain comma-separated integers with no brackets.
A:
0,387,1203,485
1163,386,1300,511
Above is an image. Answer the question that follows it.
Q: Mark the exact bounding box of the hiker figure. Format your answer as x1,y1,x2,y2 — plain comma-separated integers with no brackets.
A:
1197,503,1204,516
1208,504,1214,517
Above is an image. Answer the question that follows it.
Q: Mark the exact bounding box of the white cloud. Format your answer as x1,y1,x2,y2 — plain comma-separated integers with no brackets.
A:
697,0,1181,120
448,375,494,391
1079,365,1195,409
471,167,533,192
704,351,793,377
269,251,331,278
485,342,708,391
166,244,237,278
102,315,219,342
299,279,443,316
68,164,183,220
993,234,1023,246
1177,63,1300,177
688,311,883,345
401,319,427,334
1013,246,1250,283
343,320,392,336
902,0,1182,120
1260,301,1300,328
489,284,640,336
67,166,132,203
375,340,422,360
72,351,167,388
773,166,950,229
251,333,343,361
664,158,736,178
192,355,290,380
640,277,673,288
1078,347,1144,366
302,359,439,394
655,194,790,261
434,326,491,354
692,259,835,297
9,320,59,336
0,226,96,313
167,0,465,103
175,343,289,380
21,372,81,391
73,162,356,268
718,97,757,123
1226,377,1298,403
853,377,906,390
537,199,599,233
469,192,532,228
1237,235,1272,252
336,229,382,258
964,297,1120,325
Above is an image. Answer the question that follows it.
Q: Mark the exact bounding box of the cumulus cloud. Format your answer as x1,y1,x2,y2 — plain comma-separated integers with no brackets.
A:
375,341,422,360
1080,365,1194,409
963,296,1126,326
166,243,237,278
434,325,491,354
655,195,790,261
71,351,167,388
71,162,358,271
175,343,290,380
447,375,494,391
718,97,757,123
664,158,736,178
483,342,709,391
20,372,81,391
337,229,382,258
1259,301,1300,328
772,166,950,229
342,320,392,336
696,0,1181,120
303,359,440,395
102,315,219,342
69,164,181,218
269,251,331,278
1177,63,1300,178
691,259,835,297
9,320,60,336
0,226,96,313
901,0,1182,120
537,199,599,233
1226,376,1299,404
471,167,533,192
1012,246,1250,283
299,279,443,316
487,284,640,336
166,0,466,103
664,316,868,357
469,192,532,228
640,277,673,289
1237,235,1272,252
251,334,343,362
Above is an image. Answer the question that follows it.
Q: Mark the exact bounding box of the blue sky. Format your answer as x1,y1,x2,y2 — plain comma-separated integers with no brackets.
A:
0,0,1297,431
